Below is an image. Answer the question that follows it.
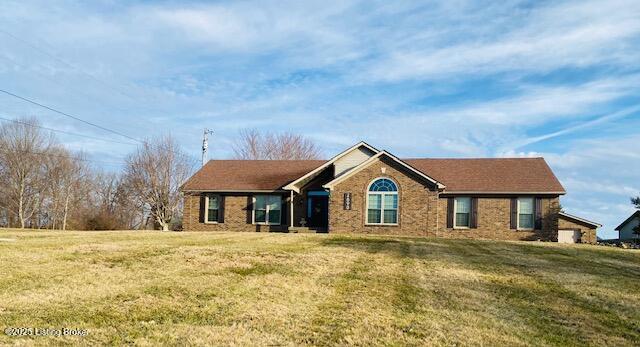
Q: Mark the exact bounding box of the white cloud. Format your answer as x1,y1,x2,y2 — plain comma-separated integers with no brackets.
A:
1,0,639,238
366,0,640,81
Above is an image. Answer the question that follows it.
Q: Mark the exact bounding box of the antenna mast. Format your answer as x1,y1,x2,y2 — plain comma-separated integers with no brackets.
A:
202,129,213,167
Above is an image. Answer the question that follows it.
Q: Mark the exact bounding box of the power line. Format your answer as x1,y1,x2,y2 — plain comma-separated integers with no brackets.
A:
0,53,144,119
0,147,125,166
0,90,198,161
0,29,141,103
0,89,142,143
0,116,138,146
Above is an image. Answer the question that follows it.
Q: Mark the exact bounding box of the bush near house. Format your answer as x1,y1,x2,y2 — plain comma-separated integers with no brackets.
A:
0,230,638,346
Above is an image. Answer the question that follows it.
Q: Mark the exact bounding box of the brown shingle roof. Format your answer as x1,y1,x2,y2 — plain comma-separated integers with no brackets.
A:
181,160,326,191
405,158,565,193
182,157,565,193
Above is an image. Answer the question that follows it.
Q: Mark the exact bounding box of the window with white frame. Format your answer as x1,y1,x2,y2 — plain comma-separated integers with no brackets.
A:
517,197,534,230
253,195,282,225
206,194,219,223
454,197,471,228
366,178,398,225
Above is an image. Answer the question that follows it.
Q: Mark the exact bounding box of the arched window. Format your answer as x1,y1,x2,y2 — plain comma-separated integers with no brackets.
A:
366,178,398,225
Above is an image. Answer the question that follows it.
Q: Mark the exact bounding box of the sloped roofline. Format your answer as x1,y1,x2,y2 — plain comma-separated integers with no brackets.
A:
323,150,445,190
615,211,640,231
559,212,602,228
283,141,379,193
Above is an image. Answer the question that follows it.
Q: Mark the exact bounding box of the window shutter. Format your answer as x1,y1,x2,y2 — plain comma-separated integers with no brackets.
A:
199,194,206,223
535,198,542,230
218,195,225,223
280,196,287,226
245,196,253,224
510,198,517,229
471,197,478,228
446,197,454,229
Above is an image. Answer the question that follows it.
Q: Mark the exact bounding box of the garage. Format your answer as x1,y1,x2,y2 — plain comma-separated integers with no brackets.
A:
558,229,580,244
557,212,602,244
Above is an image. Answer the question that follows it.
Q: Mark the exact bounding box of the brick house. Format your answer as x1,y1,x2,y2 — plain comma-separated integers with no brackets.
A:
181,142,598,243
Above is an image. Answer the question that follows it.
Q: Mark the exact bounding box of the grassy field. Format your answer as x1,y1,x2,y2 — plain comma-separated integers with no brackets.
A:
0,230,639,346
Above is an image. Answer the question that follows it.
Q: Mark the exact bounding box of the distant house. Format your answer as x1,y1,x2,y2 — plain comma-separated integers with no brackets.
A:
615,211,640,242
181,141,598,244
557,212,601,244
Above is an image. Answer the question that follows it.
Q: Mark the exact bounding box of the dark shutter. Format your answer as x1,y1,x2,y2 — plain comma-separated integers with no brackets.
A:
199,194,206,223
246,196,253,224
218,195,225,223
471,197,478,228
535,198,542,230
510,198,518,230
280,196,287,226
446,197,454,229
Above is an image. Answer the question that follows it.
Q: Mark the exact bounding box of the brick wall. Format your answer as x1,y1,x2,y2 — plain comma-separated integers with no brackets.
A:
558,217,597,244
327,156,561,242
435,196,560,241
329,157,437,236
183,193,288,232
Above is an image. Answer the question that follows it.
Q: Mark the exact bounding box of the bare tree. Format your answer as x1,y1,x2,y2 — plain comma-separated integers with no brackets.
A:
0,118,55,228
233,129,322,160
83,172,144,230
43,147,91,230
123,135,194,231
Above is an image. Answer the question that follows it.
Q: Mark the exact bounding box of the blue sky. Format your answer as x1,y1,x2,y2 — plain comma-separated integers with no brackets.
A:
1,0,639,238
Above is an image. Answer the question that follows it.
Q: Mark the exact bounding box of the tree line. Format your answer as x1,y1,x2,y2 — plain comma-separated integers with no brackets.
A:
0,118,321,231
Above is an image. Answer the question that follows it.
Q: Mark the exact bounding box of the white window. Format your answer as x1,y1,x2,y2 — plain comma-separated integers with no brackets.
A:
366,178,398,225
454,197,471,228
517,197,535,230
253,195,282,225
205,194,219,223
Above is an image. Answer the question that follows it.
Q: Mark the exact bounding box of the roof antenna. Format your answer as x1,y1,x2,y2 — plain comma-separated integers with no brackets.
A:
202,128,213,167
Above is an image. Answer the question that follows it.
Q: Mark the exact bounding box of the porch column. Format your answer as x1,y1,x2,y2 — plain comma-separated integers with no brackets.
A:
290,190,294,228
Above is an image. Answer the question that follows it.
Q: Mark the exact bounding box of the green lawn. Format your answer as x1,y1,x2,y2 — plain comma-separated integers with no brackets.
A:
0,230,639,346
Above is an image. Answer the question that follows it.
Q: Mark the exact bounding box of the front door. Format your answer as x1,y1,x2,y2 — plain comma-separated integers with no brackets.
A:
308,195,329,228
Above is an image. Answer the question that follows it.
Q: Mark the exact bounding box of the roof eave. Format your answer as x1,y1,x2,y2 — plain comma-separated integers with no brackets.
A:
440,191,566,195
323,150,444,190
614,211,640,231
182,189,289,193
559,212,602,228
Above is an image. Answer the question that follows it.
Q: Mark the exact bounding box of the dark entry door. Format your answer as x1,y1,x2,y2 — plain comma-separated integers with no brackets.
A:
308,195,329,228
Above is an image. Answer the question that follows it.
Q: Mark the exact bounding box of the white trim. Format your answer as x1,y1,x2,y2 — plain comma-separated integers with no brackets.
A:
442,191,566,195
283,141,380,193
252,195,282,225
559,212,602,228
290,191,294,228
323,151,444,190
453,197,471,229
204,194,219,224
184,189,288,193
365,177,399,226
516,197,535,231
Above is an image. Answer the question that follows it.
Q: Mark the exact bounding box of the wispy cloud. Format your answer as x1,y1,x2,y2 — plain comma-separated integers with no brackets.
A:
366,0,640,81
1,0,639,238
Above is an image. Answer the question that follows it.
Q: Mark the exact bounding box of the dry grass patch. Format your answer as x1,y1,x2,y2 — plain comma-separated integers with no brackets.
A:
0,230,638,346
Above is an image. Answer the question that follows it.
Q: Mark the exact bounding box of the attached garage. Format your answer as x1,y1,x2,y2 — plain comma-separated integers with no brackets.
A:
558,229,580,244
557,212,602,244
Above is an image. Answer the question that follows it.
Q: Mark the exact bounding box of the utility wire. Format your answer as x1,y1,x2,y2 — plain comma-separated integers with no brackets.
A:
0,53,144,119
0,29,141,103
0,90,197,161
0,89,142,143
0,116,138,146
0,147,125,166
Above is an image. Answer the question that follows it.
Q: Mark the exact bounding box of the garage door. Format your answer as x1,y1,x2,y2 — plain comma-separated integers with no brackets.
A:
558,229,580,244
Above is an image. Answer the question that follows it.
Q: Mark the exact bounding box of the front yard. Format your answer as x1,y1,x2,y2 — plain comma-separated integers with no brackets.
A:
0,230,639,346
